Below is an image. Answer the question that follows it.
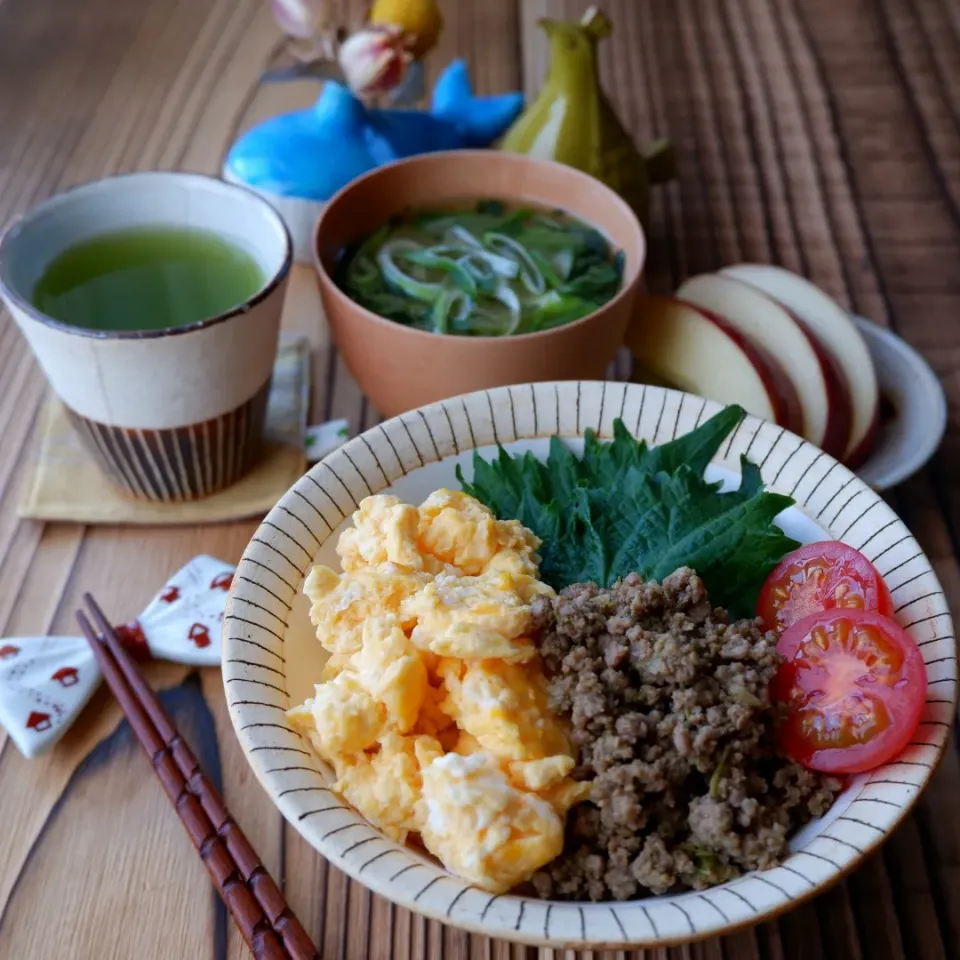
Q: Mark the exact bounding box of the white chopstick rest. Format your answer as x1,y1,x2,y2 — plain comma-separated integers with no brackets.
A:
304,419,350,463
0,555,234,759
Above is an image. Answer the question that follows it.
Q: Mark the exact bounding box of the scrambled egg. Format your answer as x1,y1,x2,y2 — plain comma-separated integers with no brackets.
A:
416,489,541,577
420,751,566,893
302,564,428,654
438,658,572,761
288,490,588,893
404,573,544,662
332,731,443,840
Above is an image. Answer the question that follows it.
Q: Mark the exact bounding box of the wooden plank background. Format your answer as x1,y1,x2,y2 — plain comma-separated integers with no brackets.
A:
0,1,958,957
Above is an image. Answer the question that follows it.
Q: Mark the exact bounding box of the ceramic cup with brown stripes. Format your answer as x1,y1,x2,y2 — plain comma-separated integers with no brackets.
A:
0,171,292,502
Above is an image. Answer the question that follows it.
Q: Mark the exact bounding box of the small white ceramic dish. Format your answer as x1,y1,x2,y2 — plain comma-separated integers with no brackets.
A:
852,317,947,491
221,168,321,264
224,382,956,949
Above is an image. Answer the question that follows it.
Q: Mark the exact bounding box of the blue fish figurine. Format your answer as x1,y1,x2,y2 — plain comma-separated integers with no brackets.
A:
223,60,524,261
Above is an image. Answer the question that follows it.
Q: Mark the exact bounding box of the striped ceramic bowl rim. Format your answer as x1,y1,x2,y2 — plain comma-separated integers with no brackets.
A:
223,382,957,950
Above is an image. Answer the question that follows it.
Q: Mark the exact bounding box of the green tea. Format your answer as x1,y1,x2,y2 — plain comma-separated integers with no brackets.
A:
32,226,264,332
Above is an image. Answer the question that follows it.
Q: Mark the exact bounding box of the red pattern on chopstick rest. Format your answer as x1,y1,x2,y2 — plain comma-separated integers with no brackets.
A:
26,710,52,732
188,624,212,649
50,666,80,687
136,556,233,666
0,635,84,757
0,555,235,759
115,621,152,661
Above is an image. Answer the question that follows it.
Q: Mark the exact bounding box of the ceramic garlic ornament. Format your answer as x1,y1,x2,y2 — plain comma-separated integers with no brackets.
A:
338,25,413,99
499,6,675,225
271,0,330,39
271,0,339,64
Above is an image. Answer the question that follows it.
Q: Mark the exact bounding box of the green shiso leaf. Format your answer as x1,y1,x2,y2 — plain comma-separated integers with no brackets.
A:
457,405,799,619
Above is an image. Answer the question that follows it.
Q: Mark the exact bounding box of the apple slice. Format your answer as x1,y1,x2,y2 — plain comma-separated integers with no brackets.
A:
628,296,803,431
676,274,851,457
720,264,879,467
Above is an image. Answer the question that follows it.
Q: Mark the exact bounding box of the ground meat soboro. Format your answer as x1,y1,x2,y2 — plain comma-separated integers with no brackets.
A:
529,568,842,902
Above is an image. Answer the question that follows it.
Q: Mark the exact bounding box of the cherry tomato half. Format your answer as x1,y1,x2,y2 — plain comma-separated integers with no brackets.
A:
758,540,894,633
772,608,927,774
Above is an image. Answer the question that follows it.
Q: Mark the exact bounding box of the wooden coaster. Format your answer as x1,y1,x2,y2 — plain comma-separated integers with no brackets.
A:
18,335,309,525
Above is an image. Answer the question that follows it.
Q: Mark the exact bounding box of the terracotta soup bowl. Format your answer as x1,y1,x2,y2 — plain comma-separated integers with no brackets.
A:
312,151,646,418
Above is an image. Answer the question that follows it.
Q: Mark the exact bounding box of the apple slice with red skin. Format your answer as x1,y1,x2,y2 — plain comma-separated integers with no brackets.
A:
720,264,879,468
676,274,852,458
627,296,803,432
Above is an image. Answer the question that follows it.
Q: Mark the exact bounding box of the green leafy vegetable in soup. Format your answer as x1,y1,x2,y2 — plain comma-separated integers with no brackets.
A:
458,405,800,619
338,200,624,336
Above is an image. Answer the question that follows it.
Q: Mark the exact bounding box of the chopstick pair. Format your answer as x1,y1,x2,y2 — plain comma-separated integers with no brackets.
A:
77,594,319,960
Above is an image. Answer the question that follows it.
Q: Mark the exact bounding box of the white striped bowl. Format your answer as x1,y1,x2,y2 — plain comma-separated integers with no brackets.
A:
224,382,957,949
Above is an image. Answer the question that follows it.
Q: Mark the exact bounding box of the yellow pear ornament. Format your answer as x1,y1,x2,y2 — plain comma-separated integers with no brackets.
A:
368,0,443,58
500,6,674,225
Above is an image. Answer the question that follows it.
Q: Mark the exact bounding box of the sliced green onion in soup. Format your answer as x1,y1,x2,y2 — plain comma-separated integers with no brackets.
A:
340,203,623,337
493,282,522,335
455,253,497,291
528,250,566,291
484,232,546,295
532,214,567,231
461,249,519,280
431,288,472,334
445,225,485,250
552,248,574,280
346,255,379,289
376,239,444,303
398,248,478,297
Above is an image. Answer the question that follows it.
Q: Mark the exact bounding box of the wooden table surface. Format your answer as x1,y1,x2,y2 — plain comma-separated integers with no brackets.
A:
1,0,959,957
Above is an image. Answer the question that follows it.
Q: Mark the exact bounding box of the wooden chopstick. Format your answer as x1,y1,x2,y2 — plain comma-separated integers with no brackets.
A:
77,593,320,960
